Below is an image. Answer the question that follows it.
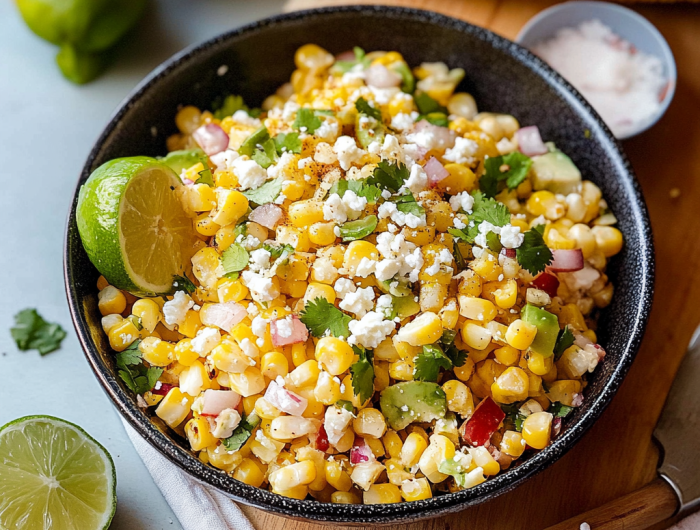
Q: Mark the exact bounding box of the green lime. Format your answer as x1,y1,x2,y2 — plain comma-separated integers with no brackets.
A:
77,156,198,295
0,415,117,530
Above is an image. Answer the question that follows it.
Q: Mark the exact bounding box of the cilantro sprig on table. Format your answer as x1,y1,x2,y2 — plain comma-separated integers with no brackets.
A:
10,308,66,356
299,297,352,338
479,152,532,198
116,340,163,395
351,346,374,403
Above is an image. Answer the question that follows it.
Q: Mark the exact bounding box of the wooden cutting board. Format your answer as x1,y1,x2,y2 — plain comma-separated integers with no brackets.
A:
240,1,700,528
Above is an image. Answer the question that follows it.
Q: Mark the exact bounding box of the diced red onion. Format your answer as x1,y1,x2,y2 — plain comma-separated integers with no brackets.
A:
365,64,402,88
350,437,374,464
182,178,195,186
414,120,456,150
192,123,229,156
572,393,584,407
200,302,247,333
424,156,450,187
270,315,309,348
150,382,175,396
500,248,517,260
531,272,560,298
336,50,356,61
515,126,548,157
561,265,600,291
315,425,330,452
249,203,283,228
264,380,307,416
200,389,241,417
552,417,563,438
548,249,584,272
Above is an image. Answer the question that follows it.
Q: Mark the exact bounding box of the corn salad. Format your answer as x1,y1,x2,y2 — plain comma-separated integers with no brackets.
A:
99,44,622,503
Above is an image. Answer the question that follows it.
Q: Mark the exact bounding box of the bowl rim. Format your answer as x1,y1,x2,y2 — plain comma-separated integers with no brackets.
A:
64,4,655,524
515,0,677,140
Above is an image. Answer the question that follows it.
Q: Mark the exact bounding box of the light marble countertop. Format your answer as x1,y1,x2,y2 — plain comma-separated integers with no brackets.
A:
0,1,286,527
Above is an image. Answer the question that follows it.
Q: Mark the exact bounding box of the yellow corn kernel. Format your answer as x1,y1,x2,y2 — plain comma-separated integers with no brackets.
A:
470,446,500,476
176,309,201,339
476,359,507,388
211,189,248,227
207,443,243,472
325,460,352,492
191,247,221,290
295,43,334,71
331,491,362,504
288,200,325,228
364,483,402,504
443,380,474,417
273,483,309,500
454,357,475,382
500,430,526,458
96,276,109,290
385,457,414,486
419,281,448,313
179,360,211,396
214,224,237,251
276,225,310,252
559,304,587,331
547,379,582,406
314,371,342,404
373,337,399,362
228,367,266,397
241,395,259,417
522,411,553,450
193,212,220,237
400,477,432,501
315,337,354,375
527,351,553,376
210,341,251,373
494,345,520,366
592,226,623,257
491,367,529,404
289,359,321,388
334,428,355,453
303,282,336,305
185,417,217,452
254,396,281,420
233,458,265,487
388,360,413,381
131,299,160,333
139,337,174,367
343,240,379,277
250,432,285,463
458,269,482,297
353,408,387,439
213,168,238,189
261,351,289,380
178,183,217,214
493,279,518,309
396,312,443,346
400,432,428,468
401,225,436,246
108,319,140,352
282,180,306,202
383,430,403,459
418,434,455,484
365,436,385,459
173,339,198,366
98,286,126,316
216,278,248,303
527,190,564,220
437,163,476,194
457,296,497,323
175,105,201,133
269,460,317,492
461,321,491,350
505,319,537,350
289,342,308,368
155,388,193,428
296,446,327,492
308,221,337,246
438,299,460,330
470,252,503,282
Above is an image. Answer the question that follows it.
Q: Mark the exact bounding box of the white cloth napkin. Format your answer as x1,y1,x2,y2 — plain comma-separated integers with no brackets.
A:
670,511,700,530
120,418,255,530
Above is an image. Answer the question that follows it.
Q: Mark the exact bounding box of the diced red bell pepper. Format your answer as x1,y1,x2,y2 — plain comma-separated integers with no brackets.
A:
460,397,505,447
315,425,329,452
150,383,175,396
531,272,560,298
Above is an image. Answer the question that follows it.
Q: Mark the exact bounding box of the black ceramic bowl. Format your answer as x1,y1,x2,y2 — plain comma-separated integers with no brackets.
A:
64,5,654,525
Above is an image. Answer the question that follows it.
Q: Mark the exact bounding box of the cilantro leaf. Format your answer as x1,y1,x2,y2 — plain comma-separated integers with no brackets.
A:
516,224,553,275
335,400,354,412
392,62,415,93
328,179,381,204
367,160,409,193
550,402,575,418
501,402,527,432
172,275,196,295
440,329,458,346
390,191,425,217
444,343,467,368
115,340,142,368
241,177,284,205
273,132,302,155
355,97,382,121
480,152,533,198
331,46,371,74
115,340,163,395
222,412,261,451
553,326,575,360
351,346,374,403
485,231,502,253
471,190,511,227
293,108,322,134
339,215,377,242
238,126,270,158
263,242,295,260
221,243,249,276
251,138,278,169
414,91,447,115
11,308,66,356
195,158,214,186
299,297,352,338
414,345,452,382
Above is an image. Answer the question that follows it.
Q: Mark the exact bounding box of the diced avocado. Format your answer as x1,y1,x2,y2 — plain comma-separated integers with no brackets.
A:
531,151,581,195
391,295,420,319
355,112,384,148
380,381,447,430
521,303,559,358
376,278,413,297
160,149,204,175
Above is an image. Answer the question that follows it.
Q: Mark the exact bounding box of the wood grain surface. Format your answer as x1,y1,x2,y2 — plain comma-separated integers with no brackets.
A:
239,1,700,528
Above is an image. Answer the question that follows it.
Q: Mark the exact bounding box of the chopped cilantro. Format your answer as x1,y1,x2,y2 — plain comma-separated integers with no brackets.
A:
417,112,449,128
273,132,302,155
516,224,553,275
339,215,377,242
250,138,278,169
485,231,502,253
438,456,469,477
211,94,260,120
328,179,382,204
241,177,284,205
480,152,533,198
392,62,415,93
195,157,214,186
222,412,260,451
414,91,447,115
331,46,371,74
501,402,527,432
553,326,575,360
453,239,466,270
367,160,409,193
414,345,453,382
390,191,425,217
448,191,510,244
11,308,66,356
221,243,249,276
355,97,382,121
444,343,467,368
238,126,271,158
440,329,458,346
335,400,354,412
550,402,575,418
172,275,196,295
351,346,374,403
263,242,295,260
299,297,352,338
116,340,163,394
293,108,323,134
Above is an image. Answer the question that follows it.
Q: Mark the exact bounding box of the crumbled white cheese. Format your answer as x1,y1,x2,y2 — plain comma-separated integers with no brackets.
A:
312,257,339,283
333,136,366,171
341,190,367,219
391,111,419,131
339,286,375,318
163,291,194,327
314,142,338,165
251,315,268,338
500,224,524,249
315,118,340,142
209,149,239,171
404,164,428,194
323,193,348,223
375,259,402,282
334,278,357,299
355,257,378,278
449,191,475,213
191,327,221,356
443,137,479,165
212,408,242,438
369,86,401,105
240,337,259,359
231,157,267,190
232,110,261,128
267,151,295,180
298,156,313,169
248,248,271,272
453,216,467,230
348,311,396,349
281,101,300,121
375,294,394,317
242,271,280,302
275,315,294,338
324,405,354,445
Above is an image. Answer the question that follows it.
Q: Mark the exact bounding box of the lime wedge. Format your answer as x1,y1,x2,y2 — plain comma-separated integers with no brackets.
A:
77,156,198,295
0,416,116,530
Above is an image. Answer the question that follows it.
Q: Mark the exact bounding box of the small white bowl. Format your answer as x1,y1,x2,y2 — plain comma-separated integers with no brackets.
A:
516,1,676,140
